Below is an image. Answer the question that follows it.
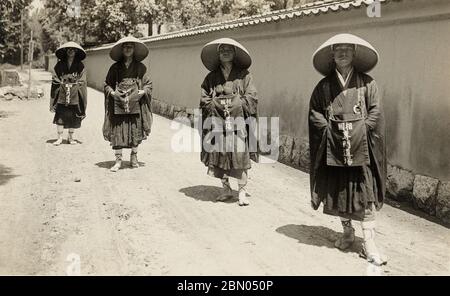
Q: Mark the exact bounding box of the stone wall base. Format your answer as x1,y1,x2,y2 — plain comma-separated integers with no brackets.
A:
151,98,450,226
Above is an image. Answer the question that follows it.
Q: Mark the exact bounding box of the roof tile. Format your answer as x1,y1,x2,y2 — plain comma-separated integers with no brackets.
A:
89,0,393,51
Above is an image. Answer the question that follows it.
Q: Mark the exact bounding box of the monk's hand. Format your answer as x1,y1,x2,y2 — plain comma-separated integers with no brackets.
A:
110,90,118,99
111,91,125,103
212,97,225,110
230,93,242,108
137,90,145,97
200,96,213,109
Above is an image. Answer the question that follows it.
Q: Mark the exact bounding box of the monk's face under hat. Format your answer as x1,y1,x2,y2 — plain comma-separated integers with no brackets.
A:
332,43,355,69
66,48,76,59
122,42,135,58
218,44,236,64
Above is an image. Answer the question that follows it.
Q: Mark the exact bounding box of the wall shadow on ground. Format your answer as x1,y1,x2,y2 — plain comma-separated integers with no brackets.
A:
384,199,449,229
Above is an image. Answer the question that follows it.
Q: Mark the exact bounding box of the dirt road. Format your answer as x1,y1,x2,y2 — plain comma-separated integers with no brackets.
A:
0,69,449,275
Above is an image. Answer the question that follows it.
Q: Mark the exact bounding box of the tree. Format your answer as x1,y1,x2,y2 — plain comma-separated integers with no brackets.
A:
163,0,273,32
270,0,317,10
135,0,159,36
231,0,273,18
41,0,142,47
135,0,181,36
40,0,92,51
26,8,45,66
37,0,324,52
0,0,33,64
90,0,141,43
170,0,209,29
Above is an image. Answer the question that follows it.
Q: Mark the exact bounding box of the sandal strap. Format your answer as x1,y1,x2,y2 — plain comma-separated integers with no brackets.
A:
359,246,387,266
340,219,353,228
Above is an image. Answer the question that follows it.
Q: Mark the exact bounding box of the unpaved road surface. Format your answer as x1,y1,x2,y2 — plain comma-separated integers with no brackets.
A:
0,69,449,275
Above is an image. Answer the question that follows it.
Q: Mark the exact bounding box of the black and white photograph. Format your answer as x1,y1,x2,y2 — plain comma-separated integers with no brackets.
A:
0,0,449,279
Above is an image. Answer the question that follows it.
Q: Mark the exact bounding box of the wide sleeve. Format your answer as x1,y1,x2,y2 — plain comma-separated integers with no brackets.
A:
309,85,328,134
77,64,88,115
49,63,61,111
308,83,329,209
102,64,116,141
240,72,259,162
365,79,386,207
142,74,152,98
140,64,152,107
104,64,116,100
200,75,215,113
365,79,381,131
308,84,329,166
240,73,258,117
138,64,153,135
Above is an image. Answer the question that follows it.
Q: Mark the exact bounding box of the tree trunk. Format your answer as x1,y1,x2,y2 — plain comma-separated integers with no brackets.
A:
147,16,153,36
286,0,294,9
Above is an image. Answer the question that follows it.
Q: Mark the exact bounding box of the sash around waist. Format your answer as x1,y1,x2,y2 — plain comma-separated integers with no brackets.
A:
326,117,370,167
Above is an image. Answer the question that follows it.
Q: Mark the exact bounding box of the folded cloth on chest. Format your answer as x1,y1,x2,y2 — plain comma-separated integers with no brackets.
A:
56,74,83,105
326,117,370,167
213,94,245,132
114,78,141,115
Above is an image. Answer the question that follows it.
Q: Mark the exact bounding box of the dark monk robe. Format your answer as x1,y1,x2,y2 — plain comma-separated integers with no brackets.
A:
308,70,386,220
200,66,258,179
103,60,153,149
50,60,87,128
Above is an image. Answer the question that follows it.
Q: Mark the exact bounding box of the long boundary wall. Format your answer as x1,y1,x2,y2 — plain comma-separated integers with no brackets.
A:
48,0,450,224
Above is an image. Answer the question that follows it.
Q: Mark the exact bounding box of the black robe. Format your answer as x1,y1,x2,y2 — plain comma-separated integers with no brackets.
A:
50,60,87,123
308,71,386,220
200,66,258,179
103,60,153,149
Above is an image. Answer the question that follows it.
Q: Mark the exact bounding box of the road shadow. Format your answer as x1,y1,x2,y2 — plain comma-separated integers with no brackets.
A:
384,198,449,228
179,185,238,203
0,164,19,186
276,224,363,254
0,111,16,118
95,161,146,170
46,139,83,145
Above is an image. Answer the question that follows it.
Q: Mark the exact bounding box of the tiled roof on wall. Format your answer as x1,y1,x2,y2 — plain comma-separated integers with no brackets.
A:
88,0,394,51
141,0,393,42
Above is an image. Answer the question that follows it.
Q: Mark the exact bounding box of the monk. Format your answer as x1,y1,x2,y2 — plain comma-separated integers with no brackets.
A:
309,34,387,265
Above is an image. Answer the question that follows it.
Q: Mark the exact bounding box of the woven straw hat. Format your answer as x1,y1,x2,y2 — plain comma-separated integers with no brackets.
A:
109,36,149,62
55,41,86,61
201,38,252,71
312,33,379,76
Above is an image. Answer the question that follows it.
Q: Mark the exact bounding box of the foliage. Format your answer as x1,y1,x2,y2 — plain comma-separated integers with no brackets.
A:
0,0,33,64
90,0,141,43
34,0,319,56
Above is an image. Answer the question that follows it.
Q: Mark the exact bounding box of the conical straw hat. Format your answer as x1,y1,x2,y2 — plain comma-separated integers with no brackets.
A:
109,36,149,62
201,38,252,71
55,41,86,61
312,33,379,76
